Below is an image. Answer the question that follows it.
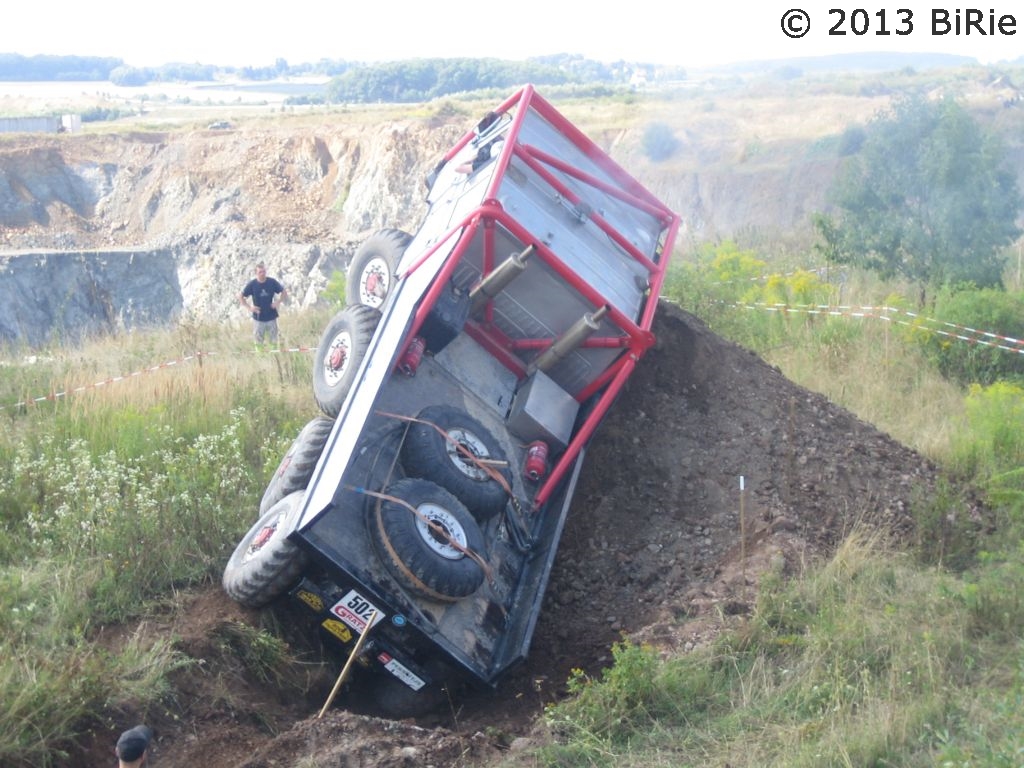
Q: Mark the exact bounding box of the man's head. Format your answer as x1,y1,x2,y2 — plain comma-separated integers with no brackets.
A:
255,262,268,282
116,725,153,764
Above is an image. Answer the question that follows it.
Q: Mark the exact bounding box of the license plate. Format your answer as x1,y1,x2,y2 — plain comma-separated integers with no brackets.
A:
329,589,385,634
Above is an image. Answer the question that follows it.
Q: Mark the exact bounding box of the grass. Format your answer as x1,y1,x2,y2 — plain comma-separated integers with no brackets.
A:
3,246,1024,765
0,314,330,767
536,531,1024,767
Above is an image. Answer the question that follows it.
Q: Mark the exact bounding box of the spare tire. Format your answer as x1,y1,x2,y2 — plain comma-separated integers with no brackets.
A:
401,404,511,521
369,477,486,602
260,416,334,515
223,491,308,608
312,304,380,417
346,228,413,309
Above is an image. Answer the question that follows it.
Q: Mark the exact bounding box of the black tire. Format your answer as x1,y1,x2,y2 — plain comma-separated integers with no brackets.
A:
260,416,334,515
401,404,511,521
223,491,308,608
312,304,380,418
346,228,413,309
369,477,486,602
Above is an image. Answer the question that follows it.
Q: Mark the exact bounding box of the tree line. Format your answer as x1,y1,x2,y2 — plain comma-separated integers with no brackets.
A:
0,52,683,101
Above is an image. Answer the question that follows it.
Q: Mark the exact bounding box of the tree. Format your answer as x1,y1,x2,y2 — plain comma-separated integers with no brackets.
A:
814,96,1021,298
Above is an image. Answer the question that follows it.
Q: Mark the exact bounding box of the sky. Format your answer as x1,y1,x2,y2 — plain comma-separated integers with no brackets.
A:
3,2,1024,71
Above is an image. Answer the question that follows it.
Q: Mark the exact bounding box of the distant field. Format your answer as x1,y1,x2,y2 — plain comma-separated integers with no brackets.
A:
0,78,332,124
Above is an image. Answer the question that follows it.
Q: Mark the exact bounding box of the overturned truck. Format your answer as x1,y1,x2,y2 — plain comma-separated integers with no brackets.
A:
223,85,681,714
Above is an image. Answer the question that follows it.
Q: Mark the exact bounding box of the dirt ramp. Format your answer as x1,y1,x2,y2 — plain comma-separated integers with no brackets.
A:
524,300,944,677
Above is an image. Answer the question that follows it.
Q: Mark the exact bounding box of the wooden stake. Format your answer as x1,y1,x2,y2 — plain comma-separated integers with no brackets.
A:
317,609,378,719
739,476,747,595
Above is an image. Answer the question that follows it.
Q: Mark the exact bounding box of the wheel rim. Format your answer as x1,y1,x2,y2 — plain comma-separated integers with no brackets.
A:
323,330,353,387
415,503,468,560
244,516,281,563
359,257,391,308
444,428,491,481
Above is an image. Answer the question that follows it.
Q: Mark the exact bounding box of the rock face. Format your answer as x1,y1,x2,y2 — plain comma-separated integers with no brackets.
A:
0,121,465,345
0,250,180,346
0,110,844,346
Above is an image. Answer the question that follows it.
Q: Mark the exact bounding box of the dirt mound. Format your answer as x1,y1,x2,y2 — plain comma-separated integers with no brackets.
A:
70,301,961,768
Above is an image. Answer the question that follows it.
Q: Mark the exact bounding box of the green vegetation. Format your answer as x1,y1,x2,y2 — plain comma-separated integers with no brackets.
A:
0,51,682,103
814,95,1022,296
538,532,1024,767
0,315,330,766
641,122,680,162
914,287,1024,385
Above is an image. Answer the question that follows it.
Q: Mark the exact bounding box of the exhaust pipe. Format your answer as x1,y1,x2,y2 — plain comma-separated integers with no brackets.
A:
469,245,534,314
529,305,609,374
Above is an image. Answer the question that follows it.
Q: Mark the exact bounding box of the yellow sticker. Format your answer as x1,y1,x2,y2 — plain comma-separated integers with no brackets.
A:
295,589,324,613
321,619,353,643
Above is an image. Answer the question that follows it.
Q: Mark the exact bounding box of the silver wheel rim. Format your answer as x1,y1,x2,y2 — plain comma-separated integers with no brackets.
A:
445,428,490,481
415,503,467,560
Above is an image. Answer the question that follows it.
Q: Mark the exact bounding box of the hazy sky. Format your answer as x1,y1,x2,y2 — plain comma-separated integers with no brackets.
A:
4,2,1024,70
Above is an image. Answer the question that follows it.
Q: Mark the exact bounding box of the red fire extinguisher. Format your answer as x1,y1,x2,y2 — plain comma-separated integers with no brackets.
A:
524,440,549,482
397,336,426,376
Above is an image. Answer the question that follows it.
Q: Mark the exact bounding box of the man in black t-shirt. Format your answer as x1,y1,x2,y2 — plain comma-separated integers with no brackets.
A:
239,262,288,350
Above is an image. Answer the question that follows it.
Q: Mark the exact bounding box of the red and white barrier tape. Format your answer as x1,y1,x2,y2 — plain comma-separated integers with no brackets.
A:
733,301,1024,355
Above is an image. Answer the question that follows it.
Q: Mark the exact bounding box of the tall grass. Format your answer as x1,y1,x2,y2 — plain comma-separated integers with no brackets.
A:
0,313,329,767
538,532,1024,767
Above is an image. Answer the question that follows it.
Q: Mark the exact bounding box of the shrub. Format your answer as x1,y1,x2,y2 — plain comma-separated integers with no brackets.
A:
909,286,1024,385
641,121,679,162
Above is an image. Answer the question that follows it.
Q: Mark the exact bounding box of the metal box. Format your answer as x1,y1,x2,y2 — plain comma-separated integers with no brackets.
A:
507,371,579,450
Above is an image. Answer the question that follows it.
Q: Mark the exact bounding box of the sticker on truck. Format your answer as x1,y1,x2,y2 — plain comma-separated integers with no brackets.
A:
329,589,385,633
320,618,353,644
377,651,425,690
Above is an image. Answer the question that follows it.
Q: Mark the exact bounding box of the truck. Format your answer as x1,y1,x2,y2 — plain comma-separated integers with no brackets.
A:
222,85,681,715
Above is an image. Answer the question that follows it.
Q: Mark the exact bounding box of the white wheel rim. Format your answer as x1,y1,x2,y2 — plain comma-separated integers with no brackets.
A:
415,503,467,560
243,510,284,563
445,428,490,481
359,257,391,308
323,330,353,387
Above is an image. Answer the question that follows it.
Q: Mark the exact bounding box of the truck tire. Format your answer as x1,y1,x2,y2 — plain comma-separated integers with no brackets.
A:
223,491,308,608
346,228,413,309
260,416,334,515
369,478,486,602
401,404,511,521
313,304,380,418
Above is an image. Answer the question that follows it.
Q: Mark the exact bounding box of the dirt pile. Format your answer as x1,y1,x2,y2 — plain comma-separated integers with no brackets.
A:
69,300,965,768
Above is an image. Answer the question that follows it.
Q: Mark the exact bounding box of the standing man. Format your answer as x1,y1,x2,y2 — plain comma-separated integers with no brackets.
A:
239,262,288,351
115,724,153,766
